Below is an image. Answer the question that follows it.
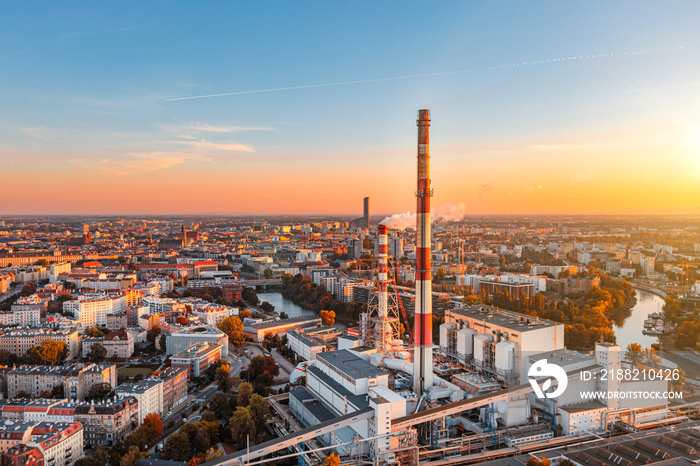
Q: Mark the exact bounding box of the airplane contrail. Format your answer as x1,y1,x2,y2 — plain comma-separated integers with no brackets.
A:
164,45,697,102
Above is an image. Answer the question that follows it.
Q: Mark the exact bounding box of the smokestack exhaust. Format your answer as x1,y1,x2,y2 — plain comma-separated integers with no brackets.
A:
414,109,434,395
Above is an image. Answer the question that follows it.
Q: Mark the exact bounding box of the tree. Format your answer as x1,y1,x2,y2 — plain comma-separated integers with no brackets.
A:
263,268,273,279
164,430,192,462
242,287,260,305
25,340,67,365
229,407,255,449
87,382,113,401
260,301,275,313
19,283,37,297
208,392,233,420
205,448,224,462
0,350,19,366
324,453,341,466
217,316,246,346
119,446,141,466
625,343,643,367
643,347,660,366
85,327,106,338
176,316,189,325
51,384,64,398
675,321,700,349
216,365,234,393
320,310,336,326
147,325,162,343
142,413,164,439
75,459,102,466
248,394,270,442
93,445,108,465
526,458,551,466
237,382,254,407
15,391,32,399
239,309,253,319
88,342,107,363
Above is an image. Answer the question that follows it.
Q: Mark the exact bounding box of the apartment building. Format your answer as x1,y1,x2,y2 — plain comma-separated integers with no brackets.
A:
156,366,188,413
6,364,117,401
74,396,138,447
115,379,163,424
0,327,80,360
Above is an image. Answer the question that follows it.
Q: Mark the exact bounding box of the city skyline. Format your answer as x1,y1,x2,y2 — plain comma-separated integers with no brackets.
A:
2,2,700,216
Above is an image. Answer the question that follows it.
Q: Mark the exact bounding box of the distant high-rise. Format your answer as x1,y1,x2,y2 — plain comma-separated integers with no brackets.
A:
350,196,370,229
363,196,369,229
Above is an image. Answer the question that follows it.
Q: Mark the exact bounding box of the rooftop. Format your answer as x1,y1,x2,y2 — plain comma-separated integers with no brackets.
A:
316,349,388,381
449,305,560,332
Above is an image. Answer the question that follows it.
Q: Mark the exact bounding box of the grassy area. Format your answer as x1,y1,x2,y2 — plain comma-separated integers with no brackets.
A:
118,366,155,379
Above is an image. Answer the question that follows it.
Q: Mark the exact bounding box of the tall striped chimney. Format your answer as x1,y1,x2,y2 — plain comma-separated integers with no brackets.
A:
414,109,433,395
377,224,391,351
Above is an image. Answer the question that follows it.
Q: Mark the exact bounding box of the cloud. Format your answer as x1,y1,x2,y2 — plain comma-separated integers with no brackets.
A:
180,123,273,133
71,152,210,176
526,144,588,152
174,140,256,153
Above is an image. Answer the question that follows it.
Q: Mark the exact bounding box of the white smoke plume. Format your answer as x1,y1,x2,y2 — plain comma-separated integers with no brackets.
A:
380,203,468,230
434,202,468,222
380,212,416,230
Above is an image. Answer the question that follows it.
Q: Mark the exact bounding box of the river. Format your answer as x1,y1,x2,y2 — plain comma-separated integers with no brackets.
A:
257,292,317,318
257,292,347,329
613,288,664,349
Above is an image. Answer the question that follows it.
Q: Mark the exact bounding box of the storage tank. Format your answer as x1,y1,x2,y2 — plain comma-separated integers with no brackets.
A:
439,322,457,349
473,334,493,363
494,340,518,373
456,328,476,360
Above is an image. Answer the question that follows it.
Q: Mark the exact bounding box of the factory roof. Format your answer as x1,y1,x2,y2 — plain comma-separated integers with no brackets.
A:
563,424,700,465
316,349,388,381
449,305,560,332
559,400,607,413
306,366,369,410
287,330,326,349
527,348,595,369
289,387,336,423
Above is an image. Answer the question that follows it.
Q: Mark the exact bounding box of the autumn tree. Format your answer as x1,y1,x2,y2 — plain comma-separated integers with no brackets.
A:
217,316,246,346
625,343,643,367
119,446,141,466
164,430,191,462
248,394,271,442
215,364,234,393
320,310,336,326
237,382,254,407
229,407,255,449
324,453,341,466
244,355,280,394
141,413,164,439
25,340,67,365
208,392,232,420
85,327,107,338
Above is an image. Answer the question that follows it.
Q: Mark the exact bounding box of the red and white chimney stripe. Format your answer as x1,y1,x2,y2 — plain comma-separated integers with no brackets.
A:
414,109,434,395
